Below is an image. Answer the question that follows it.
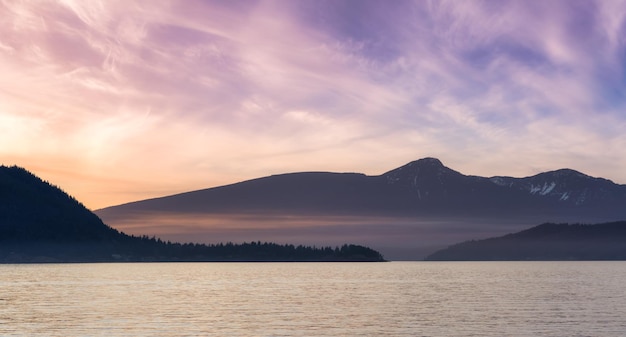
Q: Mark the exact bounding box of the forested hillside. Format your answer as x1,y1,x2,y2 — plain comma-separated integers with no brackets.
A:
0,165,384,262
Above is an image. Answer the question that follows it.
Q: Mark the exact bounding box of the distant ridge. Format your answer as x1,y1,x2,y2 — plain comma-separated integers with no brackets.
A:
0,165,385,263
97,157,626,219
425,221,626,261
95,157,626,260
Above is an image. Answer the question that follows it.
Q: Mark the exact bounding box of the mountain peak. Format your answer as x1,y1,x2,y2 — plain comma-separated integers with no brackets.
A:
381,157,468,200
410,157,444,167
383,157,451,178
536,168,589,179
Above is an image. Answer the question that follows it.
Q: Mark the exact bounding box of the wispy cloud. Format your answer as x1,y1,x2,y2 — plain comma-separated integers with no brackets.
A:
1,0,625,208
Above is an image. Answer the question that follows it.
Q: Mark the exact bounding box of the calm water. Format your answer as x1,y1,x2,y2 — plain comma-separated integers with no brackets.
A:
1,262,625,336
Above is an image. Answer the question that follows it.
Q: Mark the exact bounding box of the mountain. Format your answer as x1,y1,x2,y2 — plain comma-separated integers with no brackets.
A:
95,158,626,260
0,165,384,262
381,158,626,215
0,165,123,242
425,221,626,261
97,157,626,216
0,165,128,262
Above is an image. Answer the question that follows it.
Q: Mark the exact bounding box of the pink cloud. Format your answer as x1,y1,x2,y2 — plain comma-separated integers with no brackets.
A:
1,0,625,209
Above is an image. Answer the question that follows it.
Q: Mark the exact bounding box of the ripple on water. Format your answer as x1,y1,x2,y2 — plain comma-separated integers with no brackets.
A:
0,262,625,336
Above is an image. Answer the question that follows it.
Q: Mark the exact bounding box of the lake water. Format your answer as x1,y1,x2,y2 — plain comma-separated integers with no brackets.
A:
1,262,625,336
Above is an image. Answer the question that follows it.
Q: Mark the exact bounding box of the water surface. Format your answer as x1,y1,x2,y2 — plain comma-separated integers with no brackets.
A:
1,262,625,336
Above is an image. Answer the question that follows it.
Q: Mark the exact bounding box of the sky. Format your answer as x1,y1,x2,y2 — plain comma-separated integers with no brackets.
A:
1,0,626,210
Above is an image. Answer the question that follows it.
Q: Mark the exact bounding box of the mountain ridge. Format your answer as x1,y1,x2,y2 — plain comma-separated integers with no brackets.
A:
95,157,626,260
425,221,626,261
97,157,626,215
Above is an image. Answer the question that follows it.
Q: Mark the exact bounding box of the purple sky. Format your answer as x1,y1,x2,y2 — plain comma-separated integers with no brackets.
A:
2,0,626,209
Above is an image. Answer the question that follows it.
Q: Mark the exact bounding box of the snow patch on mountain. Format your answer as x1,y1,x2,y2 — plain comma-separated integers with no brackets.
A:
489,177,509,186
530,182,557,195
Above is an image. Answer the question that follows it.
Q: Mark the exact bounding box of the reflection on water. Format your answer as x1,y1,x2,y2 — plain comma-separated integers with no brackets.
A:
1,262,625,336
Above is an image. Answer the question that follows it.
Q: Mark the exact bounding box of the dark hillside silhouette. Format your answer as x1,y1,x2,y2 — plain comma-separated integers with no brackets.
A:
425,221,626,261
0,165,384,263
0,165,122,242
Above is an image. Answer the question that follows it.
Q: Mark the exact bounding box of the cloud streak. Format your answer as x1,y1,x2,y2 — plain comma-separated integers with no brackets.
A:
1,0,625,208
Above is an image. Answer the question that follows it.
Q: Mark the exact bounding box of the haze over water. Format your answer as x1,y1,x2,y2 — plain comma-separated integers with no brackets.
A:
1,262,625,336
